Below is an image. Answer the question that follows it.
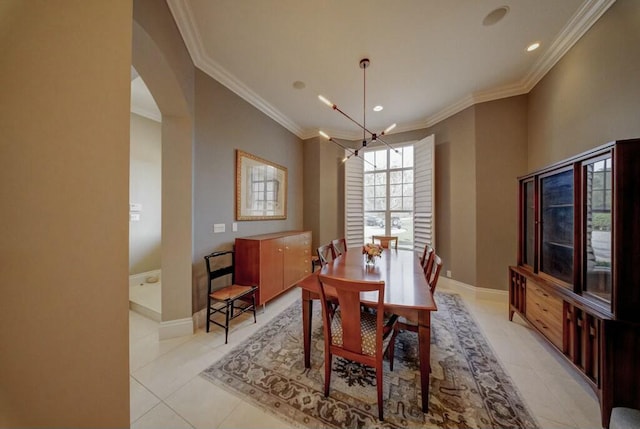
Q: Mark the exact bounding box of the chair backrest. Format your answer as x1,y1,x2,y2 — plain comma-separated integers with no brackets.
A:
331,238,347,256
422,246,435,276
317,243,336,267
420,244,432,264
204,250,234,293
372,235,398,249
427,254,443,294
318,274,385,357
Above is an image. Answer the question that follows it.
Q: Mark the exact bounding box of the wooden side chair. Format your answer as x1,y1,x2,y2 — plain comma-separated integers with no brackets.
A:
317,274,398,421
420,244,433,265
316,243,336,267
203,250,258,344
427,254,443,295
422,245,435,277
331,238,347,256
372,235,398,249
397,254,443,332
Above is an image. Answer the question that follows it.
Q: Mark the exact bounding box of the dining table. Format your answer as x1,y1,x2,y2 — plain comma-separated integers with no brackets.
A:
296,248,437,413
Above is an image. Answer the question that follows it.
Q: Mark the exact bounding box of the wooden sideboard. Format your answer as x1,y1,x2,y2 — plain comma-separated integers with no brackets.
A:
509,139,640,428
235,231,311,305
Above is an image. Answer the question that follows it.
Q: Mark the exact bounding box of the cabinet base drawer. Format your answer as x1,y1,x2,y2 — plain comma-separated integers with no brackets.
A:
526,282,563,348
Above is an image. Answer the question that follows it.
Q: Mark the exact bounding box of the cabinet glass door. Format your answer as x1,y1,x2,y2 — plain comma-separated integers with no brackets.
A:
583,156,612,303
540,169,574,285
522,179,535,267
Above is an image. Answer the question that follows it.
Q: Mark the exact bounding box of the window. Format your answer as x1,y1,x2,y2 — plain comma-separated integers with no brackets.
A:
363,146,414,249
589,158,612,213
344,135,435,253
250,165,280,212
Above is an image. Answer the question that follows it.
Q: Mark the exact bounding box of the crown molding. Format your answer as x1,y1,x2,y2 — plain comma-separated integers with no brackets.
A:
195,54,305,137
521,0,616,91
166,0,304,138
167,0,615,141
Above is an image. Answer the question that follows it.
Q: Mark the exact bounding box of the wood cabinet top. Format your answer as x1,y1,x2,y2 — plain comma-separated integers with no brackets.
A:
236,230,311,241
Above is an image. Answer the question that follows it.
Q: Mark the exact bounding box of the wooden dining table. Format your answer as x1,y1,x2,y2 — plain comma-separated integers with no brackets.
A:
296,248,437,412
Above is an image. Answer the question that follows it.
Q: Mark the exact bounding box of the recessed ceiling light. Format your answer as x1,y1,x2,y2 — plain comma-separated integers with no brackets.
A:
482,6,509,26
373,105,383,112
527,42,541,52
292,80,306,89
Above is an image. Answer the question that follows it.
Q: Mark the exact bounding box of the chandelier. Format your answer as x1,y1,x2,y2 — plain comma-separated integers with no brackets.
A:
318,58,399,167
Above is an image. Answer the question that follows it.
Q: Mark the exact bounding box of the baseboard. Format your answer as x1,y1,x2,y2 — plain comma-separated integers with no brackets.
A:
440,277,508,302
159,317,194,340
129,301,161,322
193,308,207,330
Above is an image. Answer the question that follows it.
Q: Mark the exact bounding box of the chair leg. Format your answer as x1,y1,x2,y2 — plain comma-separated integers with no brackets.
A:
252,293,257,323
206,295,211,333
324,353,332,397
376,363,384,420
388,325,398,371
224,300,231,344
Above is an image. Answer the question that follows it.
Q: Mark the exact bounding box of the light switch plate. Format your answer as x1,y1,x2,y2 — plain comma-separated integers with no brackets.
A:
213,223,225,233
130,203,142,212
232,222,238,232
130,213,141,221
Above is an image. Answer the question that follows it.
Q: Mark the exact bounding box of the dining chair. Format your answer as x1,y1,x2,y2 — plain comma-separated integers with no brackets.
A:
372,235,398,249
316,243,336,267
420,244,433,265
427,254,443,295
396,253,443,332
331,238,347,256
317,274,398,421
203,250,258,344
422,245,435,277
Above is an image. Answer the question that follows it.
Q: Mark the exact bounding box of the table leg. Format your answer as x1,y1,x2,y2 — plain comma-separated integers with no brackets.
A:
302,290,312,368
418,310,431,412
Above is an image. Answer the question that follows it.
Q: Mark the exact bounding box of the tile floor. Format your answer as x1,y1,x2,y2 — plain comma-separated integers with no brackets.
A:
129,278,603,428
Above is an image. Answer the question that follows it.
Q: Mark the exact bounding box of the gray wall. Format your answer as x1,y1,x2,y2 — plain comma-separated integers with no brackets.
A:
528,0,640,169
192,69,304,312
129,112,162,274
475,96,528,290
303,136,344,252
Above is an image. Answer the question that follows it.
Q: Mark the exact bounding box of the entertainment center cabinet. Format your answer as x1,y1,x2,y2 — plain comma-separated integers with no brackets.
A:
235,231,311,305
508,139,640,428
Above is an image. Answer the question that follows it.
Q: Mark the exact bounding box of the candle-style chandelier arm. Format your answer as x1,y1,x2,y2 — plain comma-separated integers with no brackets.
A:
318,95,369,134
317,58,401,160
319,130,377,169
371,133,400,154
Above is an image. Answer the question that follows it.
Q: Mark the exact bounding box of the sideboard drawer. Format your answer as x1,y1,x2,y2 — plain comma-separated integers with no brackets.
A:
526,281,563,349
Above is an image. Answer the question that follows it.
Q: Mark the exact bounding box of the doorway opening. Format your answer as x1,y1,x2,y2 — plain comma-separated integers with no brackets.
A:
129,67,162,321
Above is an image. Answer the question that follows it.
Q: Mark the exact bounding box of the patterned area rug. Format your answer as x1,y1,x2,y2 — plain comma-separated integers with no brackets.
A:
201,293,538,429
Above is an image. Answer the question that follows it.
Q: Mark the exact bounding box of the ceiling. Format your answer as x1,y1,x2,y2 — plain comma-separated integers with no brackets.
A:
133,0,614,140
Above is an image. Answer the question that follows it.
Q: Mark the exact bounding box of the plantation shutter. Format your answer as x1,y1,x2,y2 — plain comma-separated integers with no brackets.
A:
344,152,364,249
413,134,435,252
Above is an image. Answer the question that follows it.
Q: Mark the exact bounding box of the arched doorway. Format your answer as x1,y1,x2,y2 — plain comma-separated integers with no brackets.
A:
132,19,193,338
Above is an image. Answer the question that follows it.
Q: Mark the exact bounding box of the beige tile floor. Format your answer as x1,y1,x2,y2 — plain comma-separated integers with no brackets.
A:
129,278,603,428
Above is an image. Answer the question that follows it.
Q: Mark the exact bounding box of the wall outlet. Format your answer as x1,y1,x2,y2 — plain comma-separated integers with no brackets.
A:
232,222,238,232
130,213,140,222
446,270,452,278
213,223,225,233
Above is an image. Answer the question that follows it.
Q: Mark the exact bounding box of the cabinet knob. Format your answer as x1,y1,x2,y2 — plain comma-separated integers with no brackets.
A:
278,248,283,252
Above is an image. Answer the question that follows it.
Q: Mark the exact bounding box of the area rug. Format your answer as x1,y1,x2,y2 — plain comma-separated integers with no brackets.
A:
201,293,538,429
